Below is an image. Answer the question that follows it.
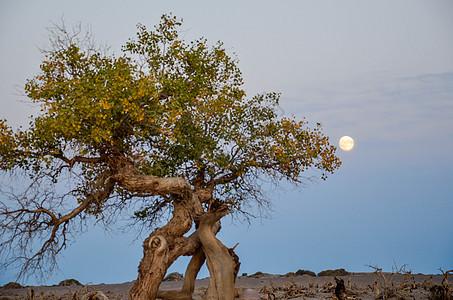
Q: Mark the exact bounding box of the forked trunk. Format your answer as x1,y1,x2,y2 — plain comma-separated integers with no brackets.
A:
156,222,222,300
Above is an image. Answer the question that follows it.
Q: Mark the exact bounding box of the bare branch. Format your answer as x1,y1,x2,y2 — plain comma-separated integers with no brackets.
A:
41,17,109,57
54,154,104,169
0,176,115,280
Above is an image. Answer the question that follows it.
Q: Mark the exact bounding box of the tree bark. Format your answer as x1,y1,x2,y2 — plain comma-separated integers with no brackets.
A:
198,206,240,300
156,248,205,300
156,222,221,300
122,164,231,300
129,199,193,300
129,189,211,300
113,161,191,197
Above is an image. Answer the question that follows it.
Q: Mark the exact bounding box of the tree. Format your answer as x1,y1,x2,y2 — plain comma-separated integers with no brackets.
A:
0,15,341,299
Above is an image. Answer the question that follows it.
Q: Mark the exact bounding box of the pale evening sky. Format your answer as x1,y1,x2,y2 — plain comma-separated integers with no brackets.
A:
0,0,452,285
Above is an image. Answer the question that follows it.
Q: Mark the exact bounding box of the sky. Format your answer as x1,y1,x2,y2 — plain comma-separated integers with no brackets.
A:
1,0,452,286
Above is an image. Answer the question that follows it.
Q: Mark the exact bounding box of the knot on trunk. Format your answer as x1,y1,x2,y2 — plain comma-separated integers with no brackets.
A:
197,189,213,202
149,235,167,253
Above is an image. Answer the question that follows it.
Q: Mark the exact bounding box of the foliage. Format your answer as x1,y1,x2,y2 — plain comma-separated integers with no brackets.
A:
295,269,317,277
247,271,265,278
58,279,82,286
162,272,184,282
1,13,340,207
0,14,341,280
317,268,349,277
1,282,25,289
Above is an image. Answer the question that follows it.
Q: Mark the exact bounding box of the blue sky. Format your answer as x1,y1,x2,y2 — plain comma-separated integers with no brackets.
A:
1,0,452,285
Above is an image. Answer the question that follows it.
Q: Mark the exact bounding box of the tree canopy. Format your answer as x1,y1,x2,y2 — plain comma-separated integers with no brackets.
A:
0,14,341,295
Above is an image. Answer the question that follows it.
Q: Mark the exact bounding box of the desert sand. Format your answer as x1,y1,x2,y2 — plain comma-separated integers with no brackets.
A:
0,272,449,299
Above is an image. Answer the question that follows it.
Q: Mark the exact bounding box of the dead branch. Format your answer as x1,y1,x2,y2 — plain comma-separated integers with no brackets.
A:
42,17,110,57
439,268,453,287
367,263,421,299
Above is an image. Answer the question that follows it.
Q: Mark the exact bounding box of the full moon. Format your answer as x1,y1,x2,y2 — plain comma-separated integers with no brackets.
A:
339,136,354,151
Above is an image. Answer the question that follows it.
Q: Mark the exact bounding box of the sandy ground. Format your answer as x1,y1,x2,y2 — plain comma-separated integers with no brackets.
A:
0,273,448,299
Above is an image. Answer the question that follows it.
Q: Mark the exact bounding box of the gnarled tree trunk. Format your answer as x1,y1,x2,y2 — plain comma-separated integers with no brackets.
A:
157,247,205,300
125,166,240,300
129,198,193,300
198,206,240,300
157,221,222,300
129,189,210,300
